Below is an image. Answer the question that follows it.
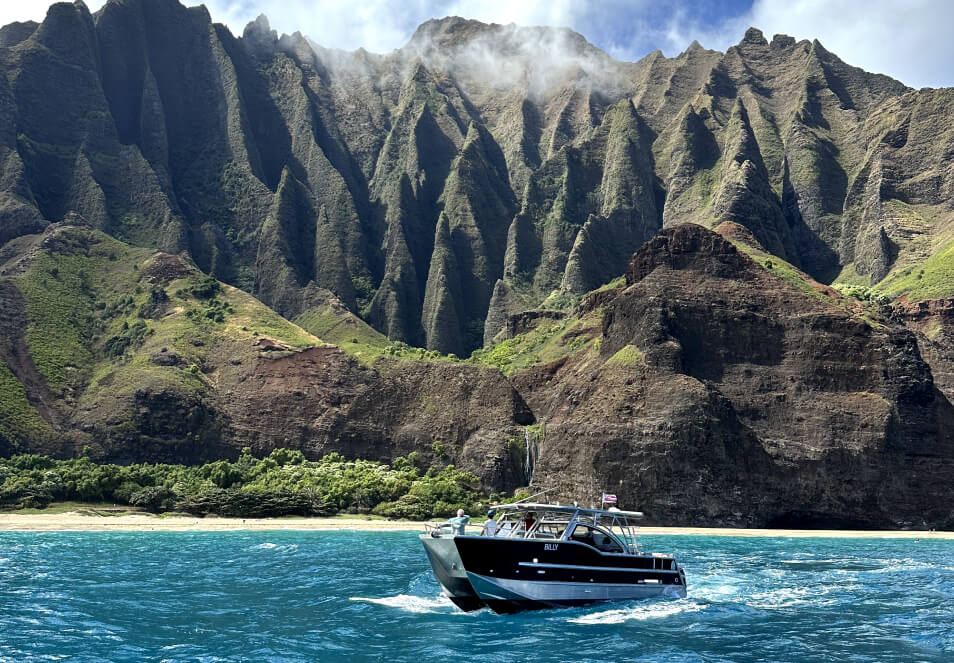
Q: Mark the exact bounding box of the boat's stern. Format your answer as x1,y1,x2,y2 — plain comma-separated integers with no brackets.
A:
665,566,689,599
419,533,484,612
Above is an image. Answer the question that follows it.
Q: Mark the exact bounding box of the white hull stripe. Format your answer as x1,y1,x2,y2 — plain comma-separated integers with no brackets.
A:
467,572,687,603
518,561,680,574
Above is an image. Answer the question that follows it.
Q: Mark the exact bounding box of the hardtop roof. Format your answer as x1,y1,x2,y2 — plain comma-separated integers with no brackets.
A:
492,502,644,520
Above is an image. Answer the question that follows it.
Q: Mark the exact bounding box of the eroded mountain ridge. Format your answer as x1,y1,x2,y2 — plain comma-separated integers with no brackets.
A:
3,2,953,355
3,1,954,527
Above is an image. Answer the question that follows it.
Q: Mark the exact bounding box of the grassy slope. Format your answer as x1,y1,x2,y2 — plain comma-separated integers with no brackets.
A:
875,237,954,302
79,276,325,416
726,229,891,327
469,313,602,376
293,303,389,365
16,231,152,394
605,344,644,367
0,363,53,446
3,224,497,452
837,200,954,302
732,240,840,306
4,227,325,443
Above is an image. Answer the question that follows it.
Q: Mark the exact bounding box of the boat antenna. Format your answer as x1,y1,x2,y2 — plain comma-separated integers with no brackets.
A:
508,487,552,506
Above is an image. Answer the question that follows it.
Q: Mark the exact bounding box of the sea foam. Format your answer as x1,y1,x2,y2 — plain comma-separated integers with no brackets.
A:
568,601,703,624
348,594,455,614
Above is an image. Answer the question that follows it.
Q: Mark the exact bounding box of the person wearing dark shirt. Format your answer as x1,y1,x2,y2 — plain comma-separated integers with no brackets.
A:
523,512,536,534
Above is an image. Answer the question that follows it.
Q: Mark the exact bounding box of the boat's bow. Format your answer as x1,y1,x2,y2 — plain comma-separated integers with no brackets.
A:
419,532,484,612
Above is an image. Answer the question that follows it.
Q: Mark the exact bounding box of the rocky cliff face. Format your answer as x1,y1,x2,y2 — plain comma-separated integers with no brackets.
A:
3,195,953,527
511,224,954,528
3,2,954,357
0,223,533,491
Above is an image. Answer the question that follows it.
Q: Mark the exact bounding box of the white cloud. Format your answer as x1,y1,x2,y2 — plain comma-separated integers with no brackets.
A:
0,0,76,25
441,0,575,28
193,0,425,53
641,0,954,88
2,0,951,87
745,0,954,88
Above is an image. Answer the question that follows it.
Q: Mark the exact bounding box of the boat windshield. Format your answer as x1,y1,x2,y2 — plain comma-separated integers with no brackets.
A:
493,510,572,539
568,523,625,552
486,503,642,553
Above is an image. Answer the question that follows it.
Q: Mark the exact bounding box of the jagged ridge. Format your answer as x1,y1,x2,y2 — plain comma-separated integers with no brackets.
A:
3,4,954,357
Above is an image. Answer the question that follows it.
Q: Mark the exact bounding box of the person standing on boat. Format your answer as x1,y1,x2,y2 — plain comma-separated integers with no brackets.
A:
481,509,497,536
448,508,470,536
523,511,537,532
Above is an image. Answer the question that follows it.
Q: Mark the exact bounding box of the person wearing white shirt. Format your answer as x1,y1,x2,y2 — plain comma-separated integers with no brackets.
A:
481,509,498,536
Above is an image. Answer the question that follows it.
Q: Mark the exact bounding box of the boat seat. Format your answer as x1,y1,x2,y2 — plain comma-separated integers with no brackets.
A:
593,534,621,552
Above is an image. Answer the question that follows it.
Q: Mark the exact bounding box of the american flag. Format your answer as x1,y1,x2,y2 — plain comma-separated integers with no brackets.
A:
601,493,617,504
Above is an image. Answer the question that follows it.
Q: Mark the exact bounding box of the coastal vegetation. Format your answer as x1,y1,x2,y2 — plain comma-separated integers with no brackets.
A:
469,316,599,376
0,450,486,519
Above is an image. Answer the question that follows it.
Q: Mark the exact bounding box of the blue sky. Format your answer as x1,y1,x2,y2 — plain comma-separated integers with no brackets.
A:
4,0,953,88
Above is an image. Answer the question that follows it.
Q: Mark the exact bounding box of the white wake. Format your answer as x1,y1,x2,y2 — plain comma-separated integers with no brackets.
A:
568,601,703,624
349,594,456,614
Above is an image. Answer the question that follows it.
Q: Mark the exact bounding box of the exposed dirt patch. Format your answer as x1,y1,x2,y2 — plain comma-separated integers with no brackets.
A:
140,253,193,284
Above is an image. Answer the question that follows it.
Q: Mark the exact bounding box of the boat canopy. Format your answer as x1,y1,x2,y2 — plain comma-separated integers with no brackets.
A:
488,503,645,553
493,503,643,523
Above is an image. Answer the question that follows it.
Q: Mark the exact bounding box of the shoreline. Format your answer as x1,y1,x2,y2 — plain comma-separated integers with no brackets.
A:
0,512,952,538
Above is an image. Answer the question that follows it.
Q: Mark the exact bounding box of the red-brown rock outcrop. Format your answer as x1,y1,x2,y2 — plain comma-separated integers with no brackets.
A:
518,225,954,528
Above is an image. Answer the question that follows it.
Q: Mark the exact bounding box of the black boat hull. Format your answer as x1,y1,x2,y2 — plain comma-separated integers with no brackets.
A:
454,536,687,614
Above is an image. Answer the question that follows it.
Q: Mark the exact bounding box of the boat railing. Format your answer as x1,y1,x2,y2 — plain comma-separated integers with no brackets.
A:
614,525,641,554
424,503,645,549
423,522,454,537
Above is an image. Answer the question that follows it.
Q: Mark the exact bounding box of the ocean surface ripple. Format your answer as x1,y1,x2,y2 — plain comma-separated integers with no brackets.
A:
0,531,951,662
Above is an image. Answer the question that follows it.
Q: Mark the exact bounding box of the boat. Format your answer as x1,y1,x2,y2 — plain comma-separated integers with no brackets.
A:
420,501,687,613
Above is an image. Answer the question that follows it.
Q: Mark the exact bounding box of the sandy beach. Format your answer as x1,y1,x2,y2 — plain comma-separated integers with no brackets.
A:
0,512,951,538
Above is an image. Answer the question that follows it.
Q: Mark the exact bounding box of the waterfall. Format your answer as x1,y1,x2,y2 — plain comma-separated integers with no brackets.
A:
523,426,541,485
524,429,532,485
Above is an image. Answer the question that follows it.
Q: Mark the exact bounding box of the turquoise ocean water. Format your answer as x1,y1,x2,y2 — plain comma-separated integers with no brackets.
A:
1,530,952,662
